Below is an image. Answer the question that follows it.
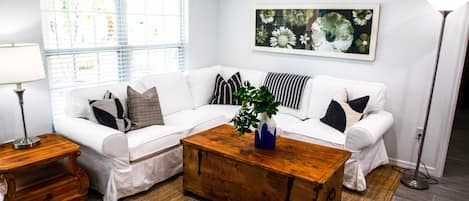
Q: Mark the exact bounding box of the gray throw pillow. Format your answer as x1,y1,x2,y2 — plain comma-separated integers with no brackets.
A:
127,86,164,130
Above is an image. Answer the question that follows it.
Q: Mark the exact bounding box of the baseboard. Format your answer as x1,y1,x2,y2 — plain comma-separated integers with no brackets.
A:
388,158,439,177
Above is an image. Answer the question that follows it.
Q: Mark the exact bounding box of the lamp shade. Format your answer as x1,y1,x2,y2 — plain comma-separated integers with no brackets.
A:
427,0,468,11
0,43,46,84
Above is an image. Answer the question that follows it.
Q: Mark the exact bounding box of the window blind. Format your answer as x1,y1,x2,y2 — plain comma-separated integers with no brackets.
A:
40,0,186,118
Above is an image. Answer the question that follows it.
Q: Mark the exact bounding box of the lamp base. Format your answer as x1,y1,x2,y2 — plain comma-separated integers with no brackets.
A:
400,173,429,190
13,137,41,149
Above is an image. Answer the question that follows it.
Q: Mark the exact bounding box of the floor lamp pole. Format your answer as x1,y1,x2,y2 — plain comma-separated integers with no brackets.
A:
401,10,450,190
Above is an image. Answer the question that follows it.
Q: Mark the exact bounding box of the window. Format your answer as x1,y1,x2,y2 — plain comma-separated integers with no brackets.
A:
40,0,186,117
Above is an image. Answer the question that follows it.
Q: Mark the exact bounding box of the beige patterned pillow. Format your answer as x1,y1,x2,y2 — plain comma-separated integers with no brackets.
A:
127,86,164,130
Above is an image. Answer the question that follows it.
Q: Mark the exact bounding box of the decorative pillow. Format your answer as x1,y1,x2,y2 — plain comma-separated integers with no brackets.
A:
210,72,242,105
127,86,164,130
320,89,369,133
264,72,310,109
89,91,131,132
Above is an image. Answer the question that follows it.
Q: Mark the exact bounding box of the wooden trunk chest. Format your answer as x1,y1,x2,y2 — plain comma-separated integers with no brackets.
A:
182,125,351,201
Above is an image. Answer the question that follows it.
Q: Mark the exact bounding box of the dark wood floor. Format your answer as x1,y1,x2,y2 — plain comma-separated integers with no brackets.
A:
393,110,469,201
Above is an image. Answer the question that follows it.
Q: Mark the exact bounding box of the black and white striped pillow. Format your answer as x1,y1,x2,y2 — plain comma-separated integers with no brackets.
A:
264,72,310,109
89,91,131,132
210,72,242,105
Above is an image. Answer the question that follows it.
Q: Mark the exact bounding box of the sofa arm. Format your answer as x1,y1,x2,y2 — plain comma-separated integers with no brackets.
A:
345,111,393,151
54,117,129,163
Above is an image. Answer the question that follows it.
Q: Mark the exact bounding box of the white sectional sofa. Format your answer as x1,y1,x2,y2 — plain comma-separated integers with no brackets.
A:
55,65,393,201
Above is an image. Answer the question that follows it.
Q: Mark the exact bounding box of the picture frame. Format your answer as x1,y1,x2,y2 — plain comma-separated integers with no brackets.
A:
253,3,380,61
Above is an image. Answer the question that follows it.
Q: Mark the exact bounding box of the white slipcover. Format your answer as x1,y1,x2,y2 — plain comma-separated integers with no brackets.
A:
194,104,241,119
308,75,386,119
54,65,394,200
55,117,129,163
65,83,129,119
127,126,188,161
185,65,222,107
220,66,267,87
164,109,229,136
281,111,393,190
138,72,194,116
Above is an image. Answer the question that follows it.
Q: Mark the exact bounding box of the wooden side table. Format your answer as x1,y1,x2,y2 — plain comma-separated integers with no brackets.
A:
0,134,89,201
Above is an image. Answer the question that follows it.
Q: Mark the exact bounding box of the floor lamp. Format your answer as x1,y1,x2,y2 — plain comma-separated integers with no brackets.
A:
401,1,468,190
0,43,46,149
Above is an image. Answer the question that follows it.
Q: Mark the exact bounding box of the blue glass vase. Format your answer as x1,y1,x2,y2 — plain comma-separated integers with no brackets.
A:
254,113,277,149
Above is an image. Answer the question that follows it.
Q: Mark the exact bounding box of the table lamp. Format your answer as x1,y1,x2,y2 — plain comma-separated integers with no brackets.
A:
0,43,46,149
401,0,468,190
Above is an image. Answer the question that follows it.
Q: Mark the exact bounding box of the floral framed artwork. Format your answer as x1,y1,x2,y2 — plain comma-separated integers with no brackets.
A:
253,4,380,61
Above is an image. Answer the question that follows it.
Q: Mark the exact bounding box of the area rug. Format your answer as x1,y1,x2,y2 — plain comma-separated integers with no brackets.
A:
113,165,402,201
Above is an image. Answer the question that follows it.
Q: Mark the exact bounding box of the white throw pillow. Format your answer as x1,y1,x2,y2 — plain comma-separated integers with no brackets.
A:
137,72,194,116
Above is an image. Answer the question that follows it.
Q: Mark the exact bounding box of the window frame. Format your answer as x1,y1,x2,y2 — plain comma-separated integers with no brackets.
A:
41,0,187,117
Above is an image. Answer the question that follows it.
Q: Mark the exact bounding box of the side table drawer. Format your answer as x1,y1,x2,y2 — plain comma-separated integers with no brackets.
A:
15,169,88,201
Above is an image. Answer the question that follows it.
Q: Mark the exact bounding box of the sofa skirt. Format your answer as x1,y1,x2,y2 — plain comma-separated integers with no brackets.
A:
344,138,389,191
78,145,183,201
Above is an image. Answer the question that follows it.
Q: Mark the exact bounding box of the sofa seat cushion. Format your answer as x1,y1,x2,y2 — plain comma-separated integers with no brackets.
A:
127,126,189,161
165,109,229,135
281,119,345,149
195,104,241,119
273,113,303,132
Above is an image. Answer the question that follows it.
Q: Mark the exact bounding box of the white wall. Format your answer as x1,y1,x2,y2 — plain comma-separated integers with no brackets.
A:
215,0,469,175
0,0,53,142
187,0,219,69
0,0,220,142
428,5,469,176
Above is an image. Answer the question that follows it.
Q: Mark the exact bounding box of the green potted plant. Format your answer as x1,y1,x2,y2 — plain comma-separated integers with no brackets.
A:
231,81,281,149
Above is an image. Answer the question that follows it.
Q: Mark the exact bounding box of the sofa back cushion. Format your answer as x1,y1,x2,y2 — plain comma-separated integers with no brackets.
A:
137,72,194,116
221,66,267,88
65,83,128,119
185,66,222,107
307,75,386,119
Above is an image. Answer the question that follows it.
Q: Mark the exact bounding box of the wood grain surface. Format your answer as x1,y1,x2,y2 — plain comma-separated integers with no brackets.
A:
0,134,88,201
182,124,351,201
0,134,80,173
182,124,351,184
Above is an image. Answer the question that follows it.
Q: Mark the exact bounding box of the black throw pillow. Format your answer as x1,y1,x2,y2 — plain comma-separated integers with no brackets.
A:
89,91,131,132
209,72,242,105
320,90,369,133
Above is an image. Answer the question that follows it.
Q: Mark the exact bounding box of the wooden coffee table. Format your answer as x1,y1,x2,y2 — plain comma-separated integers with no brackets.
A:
181,125,351,201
